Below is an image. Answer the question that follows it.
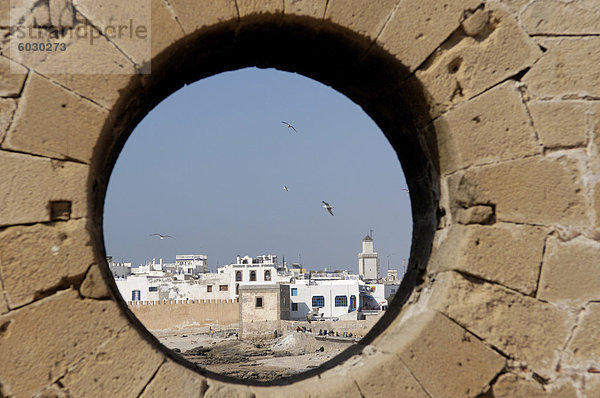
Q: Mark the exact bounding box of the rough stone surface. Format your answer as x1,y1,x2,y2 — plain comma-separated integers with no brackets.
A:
416,5,542,113
430,271,573,377
456,205,494,225
538,238,600,305
447,156,588,226
283,0,327,20
0,288,8,315
377,0,479,74
566,303,600,364
61,326,164,397
524,38,600,99
433,82,540,174
528,101,587,149
0,151,88,227
492,374,578,398
204,380,255,398
0,98,16,141
325,0,399,41
167,0,237,34
3,73,108,162
372,310,505,397
80,264,111,299
430,224,546,295
594,181,600,228
521,0,600,35
139,360,206,398
462,9,489,37
0,289,131,397
0,219,95,308
0,55,28,97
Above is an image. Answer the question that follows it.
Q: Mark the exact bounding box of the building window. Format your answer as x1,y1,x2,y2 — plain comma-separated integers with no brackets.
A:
219,285,228,291
312,296,325,308
291,302,298,311
250,270,256,281
236,271,242,281
291,288,297,296
148,286,158,292
256,297,263,308
335,295,348,307
132,290,141,301
264,270,271,281
207,285,212,292
236,284,239,295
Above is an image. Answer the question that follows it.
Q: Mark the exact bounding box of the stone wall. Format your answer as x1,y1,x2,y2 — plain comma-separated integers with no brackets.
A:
1,0,599,397
128,299,239,331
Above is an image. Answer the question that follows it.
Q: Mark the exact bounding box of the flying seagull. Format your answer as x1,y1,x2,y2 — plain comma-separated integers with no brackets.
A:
281,121,297,132
322,201,334,216
283,185,289,191
401,188,409,192
150,234,175,240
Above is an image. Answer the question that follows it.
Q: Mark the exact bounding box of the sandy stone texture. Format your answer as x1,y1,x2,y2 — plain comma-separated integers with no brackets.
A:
0,55,28,97
139,360,206,398
521,0,600,35
325,0,400,41
538,238,600,305
283,0,327,20
430,271,573,378
492,374,578,398
167,0,238,34
528,101,587,149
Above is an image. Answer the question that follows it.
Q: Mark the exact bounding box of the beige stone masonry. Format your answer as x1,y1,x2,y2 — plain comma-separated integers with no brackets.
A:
492,374,578,398
523,38,600,99
324,0,399,41
565,303,600,365
377,0,480,75
0,55,27,97
372,309,505,397
283,0,327,20
139,360,207,398
3,73,108,162
0,289,131,397
0,151,88,227
60,326,165,397
538,237,600,305
167,0,237,34
0,219,95,308
238,0,283,20
415,4,542,114
433,82,540,174
528,101,587,149
0,98,16,142
521,0,600,35
429,223,546,295
204,380,255,398
447,155,588,226
430,271,573,377
80,264,111,299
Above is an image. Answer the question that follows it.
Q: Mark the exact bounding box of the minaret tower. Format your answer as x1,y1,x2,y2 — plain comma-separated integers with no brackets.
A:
358,234,379,281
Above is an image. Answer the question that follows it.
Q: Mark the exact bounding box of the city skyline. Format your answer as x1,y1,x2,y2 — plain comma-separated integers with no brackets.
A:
103,67,412,273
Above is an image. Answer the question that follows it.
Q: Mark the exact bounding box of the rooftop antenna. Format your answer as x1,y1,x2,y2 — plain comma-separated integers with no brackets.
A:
369,228,373,239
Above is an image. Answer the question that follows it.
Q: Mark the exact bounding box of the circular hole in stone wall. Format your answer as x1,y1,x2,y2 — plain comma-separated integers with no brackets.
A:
103,67,412,381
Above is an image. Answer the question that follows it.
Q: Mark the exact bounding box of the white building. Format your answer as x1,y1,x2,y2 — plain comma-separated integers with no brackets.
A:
175,254,208,275
217,254,290,297
358,235,379,281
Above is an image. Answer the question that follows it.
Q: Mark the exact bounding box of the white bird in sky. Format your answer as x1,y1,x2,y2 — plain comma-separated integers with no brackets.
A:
283,186,289,191
281,121,297,132
322,201,334,216
150,233,175,240
401,188,409,192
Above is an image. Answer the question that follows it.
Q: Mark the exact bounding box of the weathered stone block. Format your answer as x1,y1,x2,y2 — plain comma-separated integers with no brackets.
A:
429,223,546,295
325,0,399,41
0,55,28,97
3,73,108,162
61,326,164,397
433,82,540,174
456,205,494,225
593,181,600,228
566,303,600,364
80,264,110,299
0,219,95,308
521,0,600,35
538,238,600,305
0,151,88,227
283,0,327,20
430,271,574,377
167,0,237,34
0,288,7,315
447,156,588,226
462,9,489,37
205,380,255,398
372,309,505,397
0,98,16,141
416,5,542,113
140,360,206,398
377,0,479,75
0,289,130,397
492,374,577,398
49,0,74,29
528,101,587,149
238,0,282,18
523,38,600,99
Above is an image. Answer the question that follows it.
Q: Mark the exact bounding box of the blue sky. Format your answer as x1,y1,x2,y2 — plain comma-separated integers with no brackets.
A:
103,67,412,274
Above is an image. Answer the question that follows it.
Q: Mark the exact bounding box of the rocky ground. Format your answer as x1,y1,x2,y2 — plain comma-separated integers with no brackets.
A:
153,327,357,381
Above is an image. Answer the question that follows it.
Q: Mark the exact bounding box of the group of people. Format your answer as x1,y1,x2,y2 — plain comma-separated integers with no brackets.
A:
295,326,312,333
318,329,353,338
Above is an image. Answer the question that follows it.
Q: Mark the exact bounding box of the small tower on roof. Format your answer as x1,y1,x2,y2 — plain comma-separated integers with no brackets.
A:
358,234,379,281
